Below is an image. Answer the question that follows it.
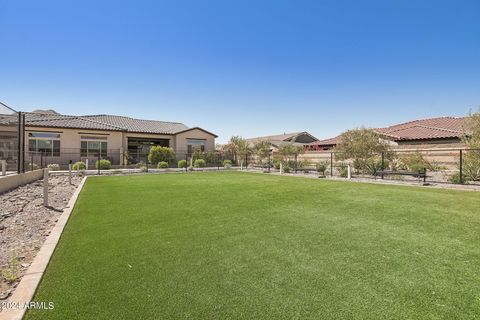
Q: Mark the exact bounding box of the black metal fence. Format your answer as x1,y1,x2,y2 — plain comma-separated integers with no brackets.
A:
290,148,480,186
0,103,25,175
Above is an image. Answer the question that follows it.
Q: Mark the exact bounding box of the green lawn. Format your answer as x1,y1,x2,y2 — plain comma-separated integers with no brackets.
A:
26,172,480,319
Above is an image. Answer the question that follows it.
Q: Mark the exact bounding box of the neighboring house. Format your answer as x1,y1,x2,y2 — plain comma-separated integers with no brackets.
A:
306,117,467,151
24,110,217,166
246,132,318,150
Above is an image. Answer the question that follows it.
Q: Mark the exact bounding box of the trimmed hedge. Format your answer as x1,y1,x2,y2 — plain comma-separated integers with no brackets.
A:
72,161,86,170
194,159,206,168
178,160,187,168
157,161,169,169
96,159,111,170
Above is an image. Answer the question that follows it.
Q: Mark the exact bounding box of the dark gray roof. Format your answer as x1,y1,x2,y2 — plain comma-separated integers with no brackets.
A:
25,112,191,135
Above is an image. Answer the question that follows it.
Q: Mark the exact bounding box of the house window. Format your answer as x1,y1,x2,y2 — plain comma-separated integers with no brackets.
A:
80,136,108,157
28,132,61,156
187,139,205,154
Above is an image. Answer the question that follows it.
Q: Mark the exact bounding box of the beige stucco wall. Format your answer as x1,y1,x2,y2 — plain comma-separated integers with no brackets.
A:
174,129,216,153
25,127,124,151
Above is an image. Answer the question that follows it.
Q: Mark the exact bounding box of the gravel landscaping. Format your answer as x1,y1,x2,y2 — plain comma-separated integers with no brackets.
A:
0,174,82,301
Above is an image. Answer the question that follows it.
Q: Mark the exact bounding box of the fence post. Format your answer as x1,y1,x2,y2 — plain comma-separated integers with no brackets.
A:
459,149,463,184
97,154,100,175
381,152,385,180
330,152,333,177
1,160,6,176
245,153,248,169
43,168,49,207
85,158,89,170
30,153,33,171
68,162,72,185
347,164,351,179
268,152,271,173
40,152,44,169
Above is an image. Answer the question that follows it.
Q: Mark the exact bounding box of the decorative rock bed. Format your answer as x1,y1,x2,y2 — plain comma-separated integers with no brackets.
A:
0,175,82,301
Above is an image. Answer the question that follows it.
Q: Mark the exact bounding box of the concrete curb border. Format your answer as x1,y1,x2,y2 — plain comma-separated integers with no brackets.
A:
0,176,88,320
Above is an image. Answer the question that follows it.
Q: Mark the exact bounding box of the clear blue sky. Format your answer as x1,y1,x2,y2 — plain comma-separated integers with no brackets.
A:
1,0,479,143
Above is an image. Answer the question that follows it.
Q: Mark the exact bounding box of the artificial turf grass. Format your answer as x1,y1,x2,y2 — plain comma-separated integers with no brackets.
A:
25,172,480,320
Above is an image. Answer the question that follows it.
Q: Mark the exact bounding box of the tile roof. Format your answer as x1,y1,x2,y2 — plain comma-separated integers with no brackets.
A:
374,117,466,140
246,132,304,143
309,116,467,146
24,112,191,134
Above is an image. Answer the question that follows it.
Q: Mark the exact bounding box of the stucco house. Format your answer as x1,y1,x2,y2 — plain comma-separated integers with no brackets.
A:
305,117,467,151
246,132,318,150
24,110,217,167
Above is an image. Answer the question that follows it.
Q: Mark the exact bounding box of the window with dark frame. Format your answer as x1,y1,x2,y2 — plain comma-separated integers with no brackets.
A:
28,132,61,156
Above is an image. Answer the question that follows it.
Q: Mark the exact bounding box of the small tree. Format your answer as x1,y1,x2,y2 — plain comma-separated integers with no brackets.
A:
462,109,480,182
148,146,175,165
316,161,329,176
253,140,271,168
277,142,304,170
335,128,393,174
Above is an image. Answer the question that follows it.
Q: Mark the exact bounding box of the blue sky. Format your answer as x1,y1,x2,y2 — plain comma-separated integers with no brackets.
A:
1,0,479,143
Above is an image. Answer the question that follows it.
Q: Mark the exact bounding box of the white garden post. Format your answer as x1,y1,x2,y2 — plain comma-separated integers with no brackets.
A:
1,160,6,176
85,159,89,170
347,164,352,179
68,163,72,185
43,168,49,207
280,162,283,175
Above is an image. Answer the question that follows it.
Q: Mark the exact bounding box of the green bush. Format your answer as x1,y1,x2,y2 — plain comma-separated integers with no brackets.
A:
273,160,281,170
47,163,60,171
194,159,206,168
134,161,145,169
157,161,169,169
72,161,86,170
148,146,175,165
223,159,232,169
96,159,111,170
400,152,431,172
338,165,348,178
448,172,463,184
365,158,390,175
316,161,329,175
178,159,187,168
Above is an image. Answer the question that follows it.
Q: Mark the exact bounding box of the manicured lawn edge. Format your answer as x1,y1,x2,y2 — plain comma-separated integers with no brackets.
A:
0,177,88,320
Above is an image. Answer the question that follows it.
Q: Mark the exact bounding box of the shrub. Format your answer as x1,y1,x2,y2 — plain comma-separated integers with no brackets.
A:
148,146,175,165
448,172,463,184
27,163,39,170
72,161,86,170
194,159,206,168
400,152,431,172
157,161,169,169
365,158,390,175
316,161,329,176
223,159,232,169
273,160,281,170
338,164,349,178
96,159,111,170
134,161,145,168
47,163,60,171
178,159,187,168
139,166,148,173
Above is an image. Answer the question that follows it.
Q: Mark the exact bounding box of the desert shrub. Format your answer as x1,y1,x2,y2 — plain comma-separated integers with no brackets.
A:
223,159,232,169
134,161,145,168
463,150,480,181
27,163,39,170
72,161,86,170
364,158,390,175
283,166,290,173
316,161,329,176
47,163,60,171
194,159,206,168
1,251,18,283
273,160,281,170
157,161,169,169
139,166,148,173
148,146,175,165
338,164,349,178
448,172,463,184
96,159,111,170
178,159,187,168
400,152,432,172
